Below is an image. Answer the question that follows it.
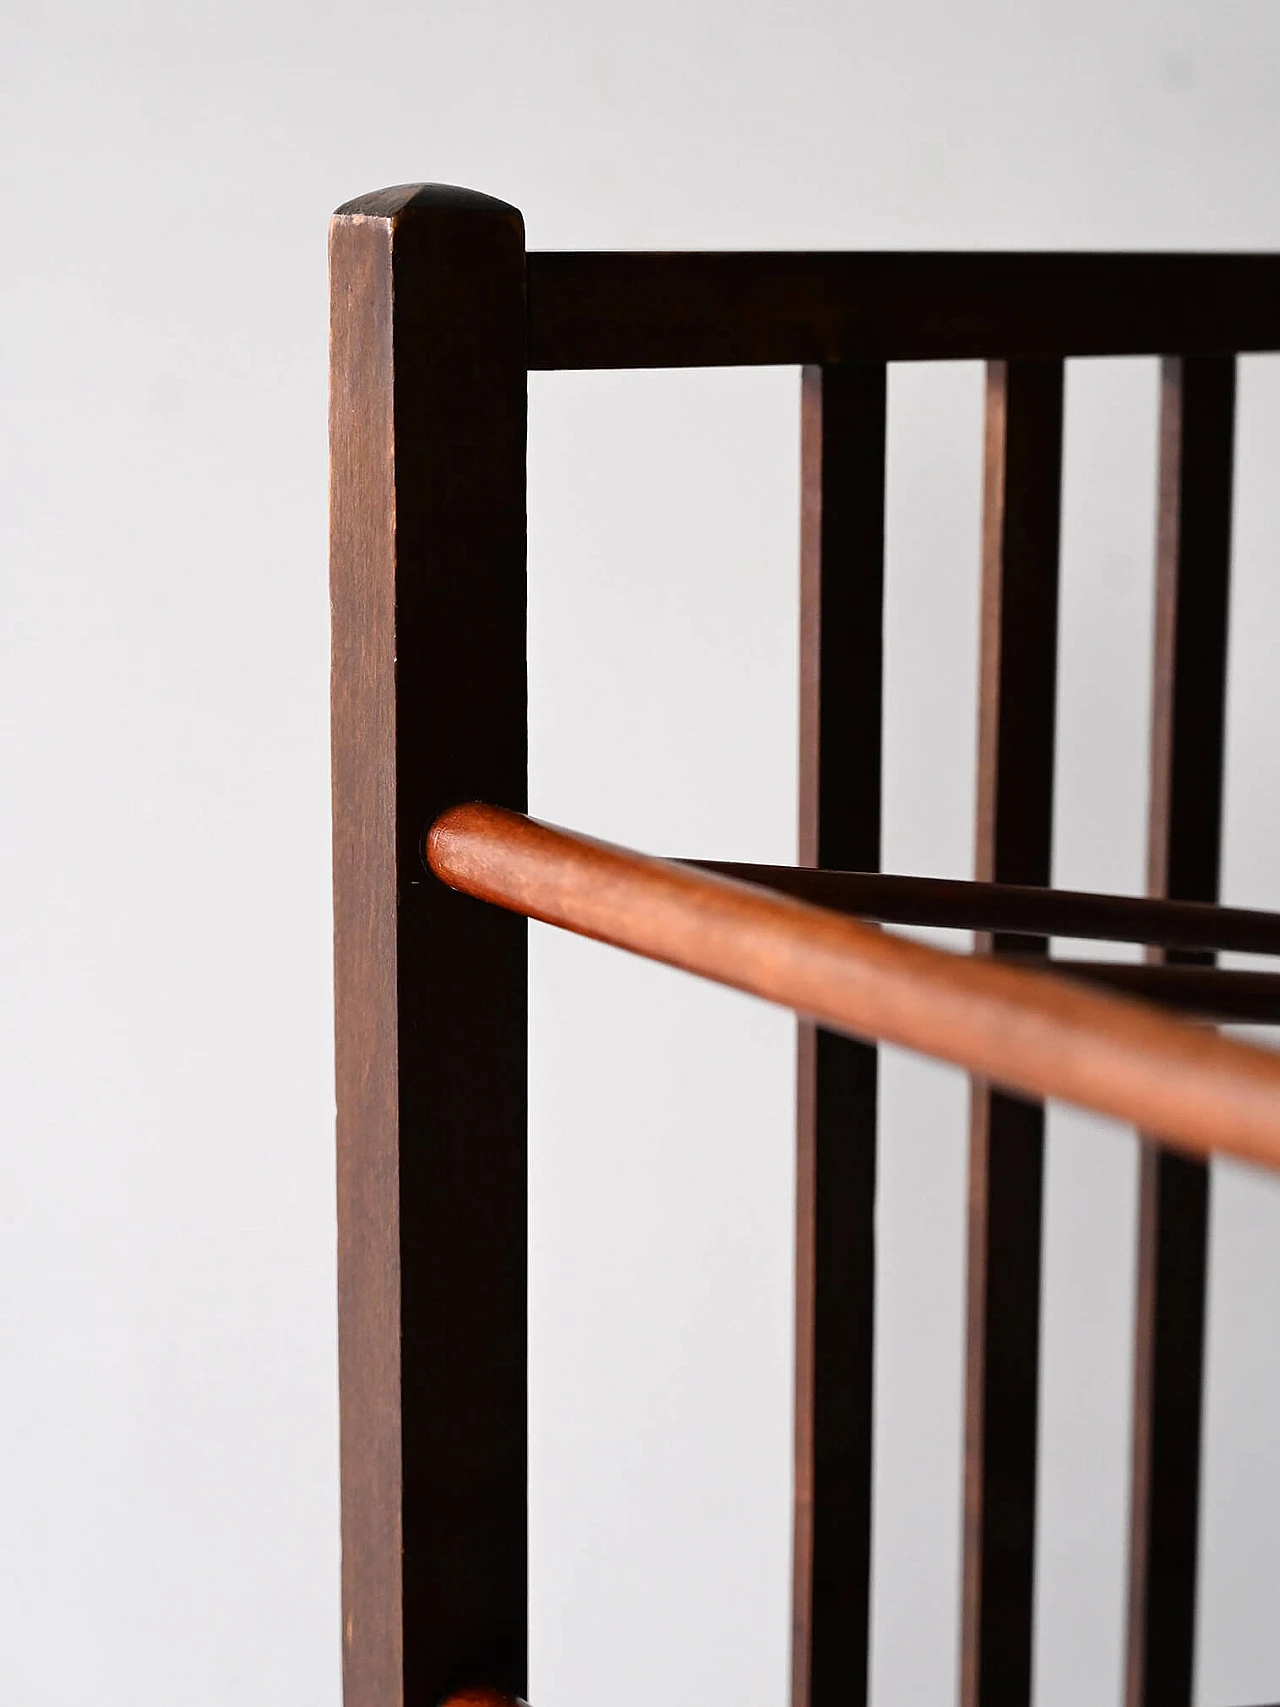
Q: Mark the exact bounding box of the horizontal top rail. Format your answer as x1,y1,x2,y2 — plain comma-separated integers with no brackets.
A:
693,862,1280,956
526,251,1280,368
426,804,1280,1172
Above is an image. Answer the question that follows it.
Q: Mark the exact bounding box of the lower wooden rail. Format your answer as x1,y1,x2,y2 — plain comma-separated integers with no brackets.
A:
696,861,1280,957
427,803,1280,1173
1006,961,1280,1024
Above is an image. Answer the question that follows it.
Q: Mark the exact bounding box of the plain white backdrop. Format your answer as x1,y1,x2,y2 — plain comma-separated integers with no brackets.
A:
5,2,1280,1704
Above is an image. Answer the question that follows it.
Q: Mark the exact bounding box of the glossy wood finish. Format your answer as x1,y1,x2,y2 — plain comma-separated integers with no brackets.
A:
330,185,529,1707
526,252,1280,370
694,862,1280,957
427,805,1280,1174
964,360,1064,1707
1127,356,1237,1707
793,363,886,1707
441,1691,526,1707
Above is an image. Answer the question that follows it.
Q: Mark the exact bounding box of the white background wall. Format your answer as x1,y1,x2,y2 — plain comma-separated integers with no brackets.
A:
5,3,1280,1705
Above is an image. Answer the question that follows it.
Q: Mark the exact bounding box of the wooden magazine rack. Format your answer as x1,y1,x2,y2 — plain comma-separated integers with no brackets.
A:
330,182,1280,1707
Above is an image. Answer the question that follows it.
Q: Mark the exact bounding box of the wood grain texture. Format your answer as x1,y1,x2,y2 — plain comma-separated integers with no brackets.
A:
694,863,1280,957
427,805,1280,1175
794,364,886,1707
331,184,528,1707
526,252,1280,370
1127,356,1237,1707
964,359,1064,1707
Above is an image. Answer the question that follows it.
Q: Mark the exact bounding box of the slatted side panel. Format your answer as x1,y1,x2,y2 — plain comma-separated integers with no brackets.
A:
962,359,1065,1707
1126,355,1237,1707
794,362,886,1707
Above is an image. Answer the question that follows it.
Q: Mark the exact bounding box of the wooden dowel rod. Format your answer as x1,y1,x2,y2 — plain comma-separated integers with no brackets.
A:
427,804,1280,1173
997,960,1280,1024
693,862,1280,958
441,1691,526,1707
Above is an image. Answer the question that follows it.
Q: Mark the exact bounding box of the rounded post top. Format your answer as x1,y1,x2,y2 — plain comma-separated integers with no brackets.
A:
333,182,521,224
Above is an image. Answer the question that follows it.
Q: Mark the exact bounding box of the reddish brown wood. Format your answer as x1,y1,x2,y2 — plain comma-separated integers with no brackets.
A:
1127,355,1237,1707
694,863,1280,958
441,1691,526,1707
427,805,1280,1175
526,252,1280,370
963,360,1064,1707
794,363,886,1707
331,185,528,1707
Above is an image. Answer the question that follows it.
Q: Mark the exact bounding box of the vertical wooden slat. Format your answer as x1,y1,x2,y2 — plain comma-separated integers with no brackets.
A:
1126,354,1236,1707
962,359,1065,1707
330,184,529,1707
794,362,886,1707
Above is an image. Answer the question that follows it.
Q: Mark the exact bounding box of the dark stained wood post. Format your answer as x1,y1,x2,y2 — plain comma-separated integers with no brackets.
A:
794,362,886,1707
962,359,1065,1707
1126,354,1236,1707
330,185,529,1707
